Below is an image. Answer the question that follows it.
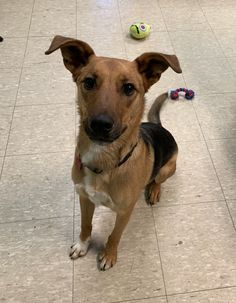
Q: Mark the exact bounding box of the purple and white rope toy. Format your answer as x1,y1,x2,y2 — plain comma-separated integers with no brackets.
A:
168,88,195,100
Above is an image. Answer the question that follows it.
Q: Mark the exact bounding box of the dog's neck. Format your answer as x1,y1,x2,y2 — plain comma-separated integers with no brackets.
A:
77,126,140,173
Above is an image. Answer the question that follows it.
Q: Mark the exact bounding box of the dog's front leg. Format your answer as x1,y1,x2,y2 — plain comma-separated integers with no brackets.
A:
70,193,95,259
98,206,134,271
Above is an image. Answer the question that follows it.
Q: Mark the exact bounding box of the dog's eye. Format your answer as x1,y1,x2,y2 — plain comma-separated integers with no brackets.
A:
123,83,135,96
83,77,96,90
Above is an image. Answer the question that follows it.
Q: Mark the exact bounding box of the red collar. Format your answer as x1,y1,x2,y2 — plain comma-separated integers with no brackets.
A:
75,142,138,174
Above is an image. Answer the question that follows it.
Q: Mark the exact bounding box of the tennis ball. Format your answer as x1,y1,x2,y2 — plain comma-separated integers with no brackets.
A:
130,22,151,39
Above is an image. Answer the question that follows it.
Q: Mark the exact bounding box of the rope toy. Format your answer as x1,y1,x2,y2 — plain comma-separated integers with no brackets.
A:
168,88,195,100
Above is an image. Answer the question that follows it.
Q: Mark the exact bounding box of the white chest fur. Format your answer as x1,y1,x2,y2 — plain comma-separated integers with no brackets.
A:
76,168,115,210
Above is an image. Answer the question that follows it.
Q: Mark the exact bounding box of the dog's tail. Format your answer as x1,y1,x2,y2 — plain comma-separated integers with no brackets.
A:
147,92,168,125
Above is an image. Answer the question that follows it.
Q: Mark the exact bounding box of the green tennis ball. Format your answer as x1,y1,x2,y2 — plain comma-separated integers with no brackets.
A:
130,22,151,39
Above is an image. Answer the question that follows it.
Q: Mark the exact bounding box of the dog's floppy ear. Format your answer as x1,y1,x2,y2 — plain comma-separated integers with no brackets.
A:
135,52,182,91
45,35,95,77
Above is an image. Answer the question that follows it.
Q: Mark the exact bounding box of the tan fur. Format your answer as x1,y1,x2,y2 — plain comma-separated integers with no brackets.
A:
45,36,182,270
145,152,178,204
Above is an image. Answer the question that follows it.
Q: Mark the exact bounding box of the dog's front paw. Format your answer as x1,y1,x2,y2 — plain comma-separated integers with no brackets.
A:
69,237,91,260
98,249,117,271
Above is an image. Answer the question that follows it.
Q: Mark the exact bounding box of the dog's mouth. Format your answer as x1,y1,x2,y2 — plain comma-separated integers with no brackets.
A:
84,121,127,145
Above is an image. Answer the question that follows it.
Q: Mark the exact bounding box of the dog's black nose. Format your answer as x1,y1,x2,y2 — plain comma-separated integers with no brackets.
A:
89,114,114,136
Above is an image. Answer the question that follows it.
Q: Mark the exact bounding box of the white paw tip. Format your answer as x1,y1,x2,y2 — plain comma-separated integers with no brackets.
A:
99,256,113,271
69,237,91,260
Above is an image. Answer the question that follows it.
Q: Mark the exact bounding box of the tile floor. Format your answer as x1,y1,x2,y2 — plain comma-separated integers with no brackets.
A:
0,0,236,302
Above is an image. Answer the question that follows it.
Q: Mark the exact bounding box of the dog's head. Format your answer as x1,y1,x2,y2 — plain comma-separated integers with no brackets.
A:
45,35,182,144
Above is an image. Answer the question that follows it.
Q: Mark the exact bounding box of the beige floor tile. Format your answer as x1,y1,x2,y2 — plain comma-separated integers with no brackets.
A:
119,0,159,9
228,201,236,226
124,297,167,303
207,139,236,168
181,57,236,95
162,7,210,31
153,203,236,294
182,56,236,95
0,152,74,223
0,37,27,68
207,139,236,200
17,64,75,106
34,0,76,11
73,208,165,302
77,8,122,36
119,4,166,33
194,93,236,140
29,8,76,37
78,0,118,10
0,157,4,173
0,0,236,301
7,104,75,155
185,73,236,96
228,56,236,74
0,106,13,157
125,31,174,61
77,33,126,59
214,29,236,57
181,56,232,75
0,217,73,302
169,31,224,61
157,140,224,206
202,7,236,29
0,10,31,38
199,0,236,7
24,36,63,66
0,69,21,107
158,0,200,9
0,0,34,12
168,287,236,302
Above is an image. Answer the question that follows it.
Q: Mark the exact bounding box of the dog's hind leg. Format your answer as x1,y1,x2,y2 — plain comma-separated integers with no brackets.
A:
70,193,95,259
145,152,177,205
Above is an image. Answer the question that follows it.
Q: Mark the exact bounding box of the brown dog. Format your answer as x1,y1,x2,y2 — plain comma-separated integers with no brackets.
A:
45,36,182,270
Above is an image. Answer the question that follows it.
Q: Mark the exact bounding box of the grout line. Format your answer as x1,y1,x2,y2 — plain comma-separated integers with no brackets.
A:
197,0,236,77
156,3,189,302
4,149,73,157
186,1,236,228
0,197,229,225
167,284,236,297
111,284,236,302
0,214,74,225
154,200,226,208
204,142,236,231
116,0,128,59
157,0,190,100
0,0,36,181
14,102,75,107
191,94,236,231
160,0,236,233
72,1,78,302
110,294,166,303
151,206,169,302
111,285,236,302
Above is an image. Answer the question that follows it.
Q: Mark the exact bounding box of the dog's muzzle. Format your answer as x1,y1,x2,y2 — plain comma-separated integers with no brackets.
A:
84,114,124,144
